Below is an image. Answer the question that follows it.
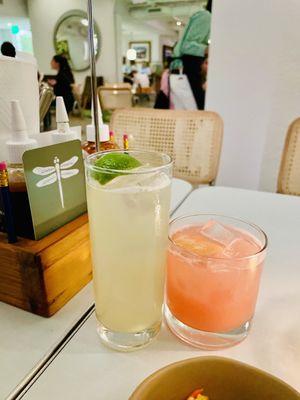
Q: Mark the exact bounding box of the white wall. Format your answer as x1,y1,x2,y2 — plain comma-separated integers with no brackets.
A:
119,18,177,79
27,0,117,85
121,28,161,64
0,0,27,17
259,1,300,191
206,0,300,191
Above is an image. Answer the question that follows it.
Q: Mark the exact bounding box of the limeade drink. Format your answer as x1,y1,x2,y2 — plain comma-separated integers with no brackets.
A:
86,151,172,350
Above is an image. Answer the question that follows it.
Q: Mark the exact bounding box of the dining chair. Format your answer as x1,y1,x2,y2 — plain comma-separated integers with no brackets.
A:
81,76,104,110
104,83,132,90
98,87,133,112
277,117,300,196
110,108,223,186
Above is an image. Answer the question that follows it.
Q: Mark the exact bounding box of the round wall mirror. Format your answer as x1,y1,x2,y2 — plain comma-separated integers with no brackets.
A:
54,10,101,72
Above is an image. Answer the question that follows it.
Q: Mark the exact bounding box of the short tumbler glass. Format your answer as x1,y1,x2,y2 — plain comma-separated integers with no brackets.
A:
165,214,268,350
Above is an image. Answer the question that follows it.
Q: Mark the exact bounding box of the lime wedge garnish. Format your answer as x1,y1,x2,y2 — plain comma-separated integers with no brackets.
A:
92,153,141,185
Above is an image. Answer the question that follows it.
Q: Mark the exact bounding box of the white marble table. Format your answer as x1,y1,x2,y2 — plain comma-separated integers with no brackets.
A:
0,178,192,400
21,187,300,399
0,285,94,400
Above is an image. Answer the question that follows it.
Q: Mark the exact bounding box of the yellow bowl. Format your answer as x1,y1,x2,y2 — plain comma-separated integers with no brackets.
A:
129,357,299,400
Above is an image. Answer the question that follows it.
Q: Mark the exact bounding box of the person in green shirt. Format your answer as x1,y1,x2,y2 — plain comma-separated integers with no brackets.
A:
171,0,212,109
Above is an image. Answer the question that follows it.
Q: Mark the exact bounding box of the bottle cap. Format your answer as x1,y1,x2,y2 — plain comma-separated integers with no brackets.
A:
6,100,38,164
52,97,78,144
100,124,110,142
0,161,7,171
86,124,95,142
56,96,69,123
86,96,106,142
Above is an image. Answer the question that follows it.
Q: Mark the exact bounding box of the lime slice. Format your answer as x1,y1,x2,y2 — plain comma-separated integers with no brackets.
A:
92,153,141,185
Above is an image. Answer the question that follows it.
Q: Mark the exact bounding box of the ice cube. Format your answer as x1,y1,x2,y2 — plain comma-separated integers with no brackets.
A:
104,171,170,192
104,173,147,190
201,220,238,248
223,237,260,258
140,171,171,190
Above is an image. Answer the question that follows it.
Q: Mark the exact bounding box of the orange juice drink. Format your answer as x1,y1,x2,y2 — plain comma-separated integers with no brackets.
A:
165,215,267,350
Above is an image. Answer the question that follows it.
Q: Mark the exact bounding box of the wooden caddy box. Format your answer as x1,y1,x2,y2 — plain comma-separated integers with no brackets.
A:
0,214,92,317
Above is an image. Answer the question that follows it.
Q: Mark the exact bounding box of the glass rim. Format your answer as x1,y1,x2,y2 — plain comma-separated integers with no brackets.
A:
168,213,268,261
85,149,173,175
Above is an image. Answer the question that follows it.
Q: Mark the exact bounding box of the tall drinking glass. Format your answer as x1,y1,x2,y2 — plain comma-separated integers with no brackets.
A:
165,214,267,350
85,150,172,351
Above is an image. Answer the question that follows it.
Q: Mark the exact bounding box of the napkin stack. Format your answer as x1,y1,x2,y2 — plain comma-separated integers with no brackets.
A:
0,54,39,161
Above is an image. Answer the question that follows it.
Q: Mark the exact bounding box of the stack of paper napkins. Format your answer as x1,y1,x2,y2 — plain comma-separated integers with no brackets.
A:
0,54,39,161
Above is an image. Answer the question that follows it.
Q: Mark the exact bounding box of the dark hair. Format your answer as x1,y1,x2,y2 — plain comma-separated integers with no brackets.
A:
52,54,74,83
206,0,212,13
53,55,72,73
1,41,16,58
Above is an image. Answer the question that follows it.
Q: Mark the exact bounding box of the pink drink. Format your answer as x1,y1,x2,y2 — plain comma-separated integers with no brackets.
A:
166,217,267,348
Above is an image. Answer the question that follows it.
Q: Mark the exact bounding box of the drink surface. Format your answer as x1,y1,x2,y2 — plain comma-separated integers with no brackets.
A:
167,221,264,332
87,168,171,333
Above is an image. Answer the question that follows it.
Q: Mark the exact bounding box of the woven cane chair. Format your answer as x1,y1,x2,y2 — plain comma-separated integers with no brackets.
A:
277,117,300,196
110,108,223,186
104,83,132,90
98,87,133,112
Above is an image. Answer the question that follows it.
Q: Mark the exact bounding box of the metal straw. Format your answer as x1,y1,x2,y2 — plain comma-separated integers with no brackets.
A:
87,0,100,151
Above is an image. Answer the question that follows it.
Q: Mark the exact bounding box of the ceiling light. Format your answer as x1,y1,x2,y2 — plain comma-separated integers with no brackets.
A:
127,48,137,61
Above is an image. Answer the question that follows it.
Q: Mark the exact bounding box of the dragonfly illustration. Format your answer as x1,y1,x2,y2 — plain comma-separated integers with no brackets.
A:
33,156,79,208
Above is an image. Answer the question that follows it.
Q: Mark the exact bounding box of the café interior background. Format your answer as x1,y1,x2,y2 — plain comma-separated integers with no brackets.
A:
1,0,300,192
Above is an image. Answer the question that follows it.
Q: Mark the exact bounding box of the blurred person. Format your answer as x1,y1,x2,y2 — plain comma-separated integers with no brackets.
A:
141,62,151,76
48,55,75,112
130,60,138,72
122,56,131,74
132,70,150,89
154,57,173,109
171,1,212,109
201,55,208,91
198,55,209,110
123,56,133,84
1,41,16,58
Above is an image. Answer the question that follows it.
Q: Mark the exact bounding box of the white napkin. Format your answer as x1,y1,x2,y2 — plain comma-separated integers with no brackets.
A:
0,54,39,161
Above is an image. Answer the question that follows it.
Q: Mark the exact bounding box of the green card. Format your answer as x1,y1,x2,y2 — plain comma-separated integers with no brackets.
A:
23,140,87,240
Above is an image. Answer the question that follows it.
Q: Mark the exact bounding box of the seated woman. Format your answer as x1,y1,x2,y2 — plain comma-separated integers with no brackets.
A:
48,55,75,112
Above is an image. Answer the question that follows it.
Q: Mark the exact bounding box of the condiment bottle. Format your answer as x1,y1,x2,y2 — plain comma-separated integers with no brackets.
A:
82,98,118,154
99,124,119,151
51,97,78,144
6,100,38,238
109,131,117,144
123,134,129,150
